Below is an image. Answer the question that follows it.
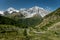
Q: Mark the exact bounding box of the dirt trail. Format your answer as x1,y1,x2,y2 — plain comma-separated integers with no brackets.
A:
48,22,60,30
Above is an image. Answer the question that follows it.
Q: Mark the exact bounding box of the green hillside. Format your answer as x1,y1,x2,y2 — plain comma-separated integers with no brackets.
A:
28,22,60,40
4,13,43,28
0,24,26,40
37,8,60,30
0,16,17,25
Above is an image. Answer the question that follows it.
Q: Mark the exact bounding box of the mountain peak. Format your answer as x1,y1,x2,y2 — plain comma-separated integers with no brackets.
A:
7,7,19,14
33,6,43,9
19,6,49,18
7,7,15,11
0,11,4,15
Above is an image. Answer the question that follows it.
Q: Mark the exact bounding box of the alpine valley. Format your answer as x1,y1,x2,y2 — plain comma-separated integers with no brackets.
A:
0,6,60,40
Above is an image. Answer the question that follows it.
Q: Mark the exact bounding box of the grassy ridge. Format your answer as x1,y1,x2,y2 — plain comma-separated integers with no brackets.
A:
38,8,60,30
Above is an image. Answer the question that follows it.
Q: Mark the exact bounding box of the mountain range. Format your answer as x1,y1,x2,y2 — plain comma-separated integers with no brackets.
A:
0,6,50,18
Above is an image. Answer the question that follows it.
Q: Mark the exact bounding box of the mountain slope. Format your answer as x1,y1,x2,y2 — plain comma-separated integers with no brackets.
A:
19,14,42,27
0,15,17,25
0,15,23,27
37,8,60,30
0,15,42,28
48,22,60,30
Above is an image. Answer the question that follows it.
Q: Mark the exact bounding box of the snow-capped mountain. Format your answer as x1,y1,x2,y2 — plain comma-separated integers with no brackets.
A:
0,6,50,18
0,11,4,15
7,7,19,14
20,6,49,17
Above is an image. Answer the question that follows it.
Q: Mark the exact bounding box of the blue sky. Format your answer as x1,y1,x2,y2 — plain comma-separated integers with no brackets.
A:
0,0,60,11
